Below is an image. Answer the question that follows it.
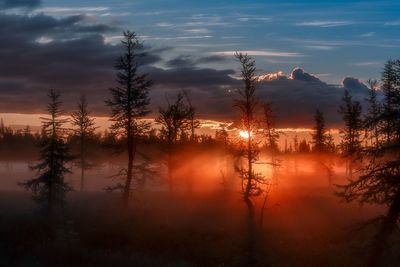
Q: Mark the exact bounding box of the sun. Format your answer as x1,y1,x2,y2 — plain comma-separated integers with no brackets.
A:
239,130,251,139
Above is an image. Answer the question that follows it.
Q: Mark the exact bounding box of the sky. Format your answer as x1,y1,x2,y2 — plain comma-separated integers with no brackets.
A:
0,0,399,128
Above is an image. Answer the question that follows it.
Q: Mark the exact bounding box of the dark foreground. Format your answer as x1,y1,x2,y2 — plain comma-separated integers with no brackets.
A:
0,187,399,267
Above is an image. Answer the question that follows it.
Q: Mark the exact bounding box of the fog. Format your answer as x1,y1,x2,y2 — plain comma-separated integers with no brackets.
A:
0,148,389,267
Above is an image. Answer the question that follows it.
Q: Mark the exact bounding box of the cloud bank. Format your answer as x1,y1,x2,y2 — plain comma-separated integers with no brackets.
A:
0,10,372,128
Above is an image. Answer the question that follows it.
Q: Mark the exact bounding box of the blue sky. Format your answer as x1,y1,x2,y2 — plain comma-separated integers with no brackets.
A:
0,0,399,127
40,0,400,84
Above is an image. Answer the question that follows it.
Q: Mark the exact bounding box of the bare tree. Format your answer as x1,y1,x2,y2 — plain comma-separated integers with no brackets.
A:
105,31,152,207
156,92,193,191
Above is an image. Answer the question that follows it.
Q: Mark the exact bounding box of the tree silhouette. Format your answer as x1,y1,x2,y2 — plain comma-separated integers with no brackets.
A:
298,139,311,153
105,31,152,207
20,90,72,216
182,90,200,142
338,89,363,179
71,95,97,191
262,102,279,154
337,60,400,267
233,52,264,266
156,92,193,191
311,109,329,152
259,102,279,229
365,79,380,146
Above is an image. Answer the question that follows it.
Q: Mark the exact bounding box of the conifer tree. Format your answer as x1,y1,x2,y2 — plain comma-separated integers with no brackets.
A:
105,31,152,207
337,60,400,267
338,89,363,178
365,79,380,145
311,109,329,152
233,52,265,266
71,95,97,191
260,102,279,228
20,90,72,216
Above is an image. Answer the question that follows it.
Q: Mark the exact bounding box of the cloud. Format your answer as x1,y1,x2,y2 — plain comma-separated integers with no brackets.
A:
295,20,354,27
149,67,370,128
156,22,174,27
352,61,381,67
342,77,369,94
257,71,286,81
360,32,375,37
0,12,138,114
0,0,40,9
384,20,400,26
290,68,321,82
304,45,336,50
211,50,304,57
35,6,109,14
237,17,271,22
0,11,371,128
166,55,226,68
0,13,116,41
141,35,213,41
254,70,369,127
183,28,211,34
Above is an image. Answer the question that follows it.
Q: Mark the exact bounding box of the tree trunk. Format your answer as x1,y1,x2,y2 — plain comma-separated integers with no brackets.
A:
48,140,55,216
368,193,400,267
244,197,256,267
80,136,85,191
80,161,85,192
167,142,173,192
123,135,135,208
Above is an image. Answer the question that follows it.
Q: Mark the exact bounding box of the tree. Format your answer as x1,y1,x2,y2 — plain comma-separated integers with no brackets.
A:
260,102,279,228
233,52,265,266
182,90,201,142
365,79,380,146
338,90,363,178
337,60,400,267
293,135,299,153
71,95,97,191
298,139,310,153
262,102,279,154
156,92,193,191
381,60,400,142
105,31,152,207
20,90,72,216
311,109,329,152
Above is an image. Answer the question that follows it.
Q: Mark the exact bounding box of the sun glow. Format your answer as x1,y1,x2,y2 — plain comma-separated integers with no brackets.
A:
239,130,251,139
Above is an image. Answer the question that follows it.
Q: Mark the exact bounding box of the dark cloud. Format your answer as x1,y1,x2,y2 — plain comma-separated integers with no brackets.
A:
196,55,227,64
146,66,238,120
253,69,371,127
0,13,116,41
166,55,195,68
342,77,369,95
0,12,162,114
145,66,372,128
0,0,40,9
290,67,321,82
0,12,371,128
166,54,227,68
